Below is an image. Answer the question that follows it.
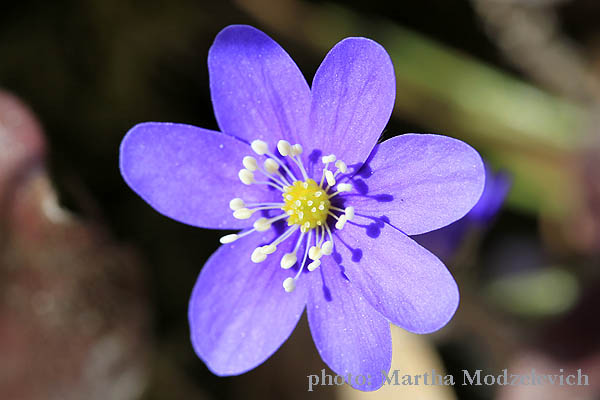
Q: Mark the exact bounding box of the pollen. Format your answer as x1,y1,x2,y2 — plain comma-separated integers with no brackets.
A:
282,179,330,232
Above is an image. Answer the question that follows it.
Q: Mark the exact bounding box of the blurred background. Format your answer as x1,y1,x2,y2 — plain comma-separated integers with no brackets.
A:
1,0,599,399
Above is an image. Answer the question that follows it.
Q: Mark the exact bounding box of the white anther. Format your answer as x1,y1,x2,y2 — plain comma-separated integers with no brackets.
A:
242,156,258,171
335,215,348,230
281,253,297,269
307,259,321,272
253,217,271,231
264,158,279,174
291,143,303,156
336,183,353,192
219,234,239,244
251,139,269,155
344,206,355,221
277,140,292,156
280,253,297,269
283,277,296,292
261,244,277,254
322,154,336,163
233,208,253,219
229,198,245,211
325,170,336,187
321,241,333,255
308,246,322,260
335,160,347,173
251,247,267,263
238,169,255,185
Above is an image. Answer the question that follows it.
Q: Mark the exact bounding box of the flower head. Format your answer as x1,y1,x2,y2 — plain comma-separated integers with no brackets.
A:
119,25,485,391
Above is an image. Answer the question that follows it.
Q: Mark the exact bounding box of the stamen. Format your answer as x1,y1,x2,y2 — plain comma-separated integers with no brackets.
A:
245,202,285,208
238,169,255,185
280,253,297,269
264,158,279,174
261,244,277,254
291,144,303,156
219,228,258,244
283,277,296,292
345,206,355,221
282,230,311,291
322,240,333,255
251,247,267,263
242,156,258,171
251,139,269,155
266,151,298,183
335,215,348,230
252,225,299,265
294,230,312,280
327,211,341,220
322,154,336,163
328,183,353,199
315,225,322,246
324,224,335,246
308,245,322,261
334,160,347,174
219,234,238,244
277,140,292,156
280,230,304,269
229,198,245,211
289,144,309,180
253,218,271,232
237,205,283,220
253,213,287,232
233,208,253,219
325,170,336,187
336,183,353,192
307,259,321,272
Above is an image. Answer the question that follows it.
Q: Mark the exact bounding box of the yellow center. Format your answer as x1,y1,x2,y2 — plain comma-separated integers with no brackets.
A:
282,179,330,232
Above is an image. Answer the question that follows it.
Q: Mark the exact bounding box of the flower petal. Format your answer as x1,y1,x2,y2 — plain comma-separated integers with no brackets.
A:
208,25,311,148
306,37,395,174
334,215,460,333
307,258,391,391
189,229,307,375
347,133,485,235
413,163,511,260
120,122,275,229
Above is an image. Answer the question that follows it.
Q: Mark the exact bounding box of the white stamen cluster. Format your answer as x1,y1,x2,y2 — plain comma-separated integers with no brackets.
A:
219,138,355,293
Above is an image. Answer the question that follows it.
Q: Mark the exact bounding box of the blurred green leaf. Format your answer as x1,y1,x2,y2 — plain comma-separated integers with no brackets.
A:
485,267,579,317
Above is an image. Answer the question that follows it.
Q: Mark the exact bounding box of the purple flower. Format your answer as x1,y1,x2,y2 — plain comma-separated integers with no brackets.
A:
465,164,511,225
119,25,485,391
